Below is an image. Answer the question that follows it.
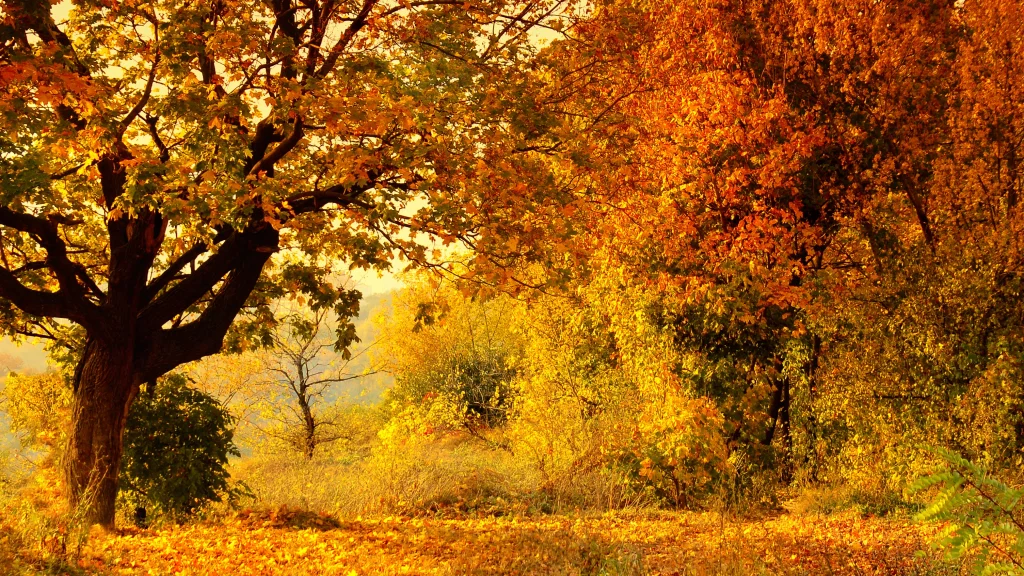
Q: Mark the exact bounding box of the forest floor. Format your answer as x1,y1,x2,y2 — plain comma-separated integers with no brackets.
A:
52,509,958,576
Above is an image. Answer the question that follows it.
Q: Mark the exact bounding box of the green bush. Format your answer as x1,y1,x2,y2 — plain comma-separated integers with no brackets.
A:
120,375,243,520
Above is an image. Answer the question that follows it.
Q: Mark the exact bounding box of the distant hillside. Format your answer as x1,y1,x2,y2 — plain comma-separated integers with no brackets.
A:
0,339,49,375
325,290,395,404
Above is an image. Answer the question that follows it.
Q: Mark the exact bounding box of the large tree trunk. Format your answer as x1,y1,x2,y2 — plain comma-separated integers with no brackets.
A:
57,224,277,528
65,340,140,528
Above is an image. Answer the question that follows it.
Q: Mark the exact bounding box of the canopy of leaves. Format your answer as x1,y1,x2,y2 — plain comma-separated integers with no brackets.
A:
0,0,580,375
466,0,1024,489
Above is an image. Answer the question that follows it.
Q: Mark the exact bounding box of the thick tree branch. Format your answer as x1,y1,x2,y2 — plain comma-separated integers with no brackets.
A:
11,261,47,274
247,118,304,177
141,227,232,306
285,175,380,214
144,115,170,163
244,119,286,175
0,206,104,327
137,222,279,333
0,267,86,322
139,226,280,380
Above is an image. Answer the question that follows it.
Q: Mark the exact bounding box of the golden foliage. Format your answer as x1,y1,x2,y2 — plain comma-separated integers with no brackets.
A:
47,511,950,575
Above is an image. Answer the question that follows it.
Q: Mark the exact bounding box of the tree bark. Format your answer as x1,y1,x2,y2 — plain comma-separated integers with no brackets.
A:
65,340,140,528
299,393,316,460
779,376,793,484
803,334,821,481
763,378,784,446
55,222,279,528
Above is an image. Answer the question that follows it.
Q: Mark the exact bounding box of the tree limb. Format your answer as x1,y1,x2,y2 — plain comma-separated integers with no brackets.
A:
141,227,232,306
137,227,267,332
247,117,304,177
0,266,93,324
139,226,280,380
0,206,104,328
144,115,170,163
117,46,160,138
285,176,379,214
316,0,378,78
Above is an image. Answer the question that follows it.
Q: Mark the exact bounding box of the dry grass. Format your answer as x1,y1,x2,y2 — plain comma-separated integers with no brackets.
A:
0,468,104,575
232,441,540,516
230,434,643,518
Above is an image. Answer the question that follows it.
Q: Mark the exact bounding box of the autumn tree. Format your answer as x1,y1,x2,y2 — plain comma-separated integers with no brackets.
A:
0,0,575,526
582,0,963,480
262,305,376,459
0,351,21,374
470,0,1024,490
815,0,1024,484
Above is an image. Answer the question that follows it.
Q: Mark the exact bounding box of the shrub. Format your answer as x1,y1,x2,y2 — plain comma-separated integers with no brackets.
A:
912,447,1024,574
1,372,71,466
613,395,733,510
120,375,243,520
